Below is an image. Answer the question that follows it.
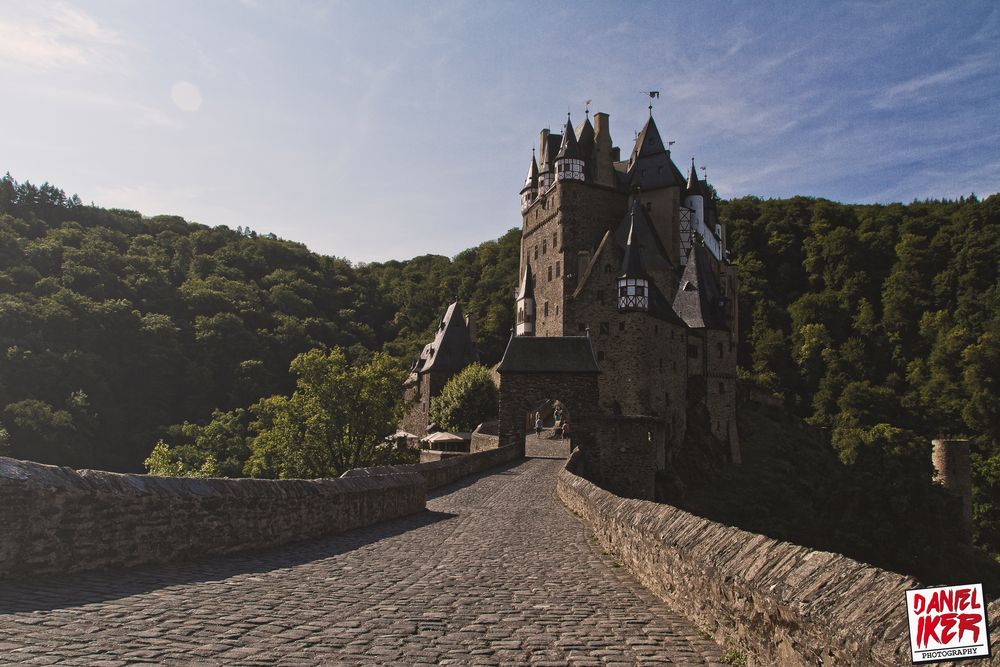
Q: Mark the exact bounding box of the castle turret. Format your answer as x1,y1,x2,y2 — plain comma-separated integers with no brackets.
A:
515,264,535,336
555,116,585,182
617,210,650,312
520,151,539,213
682,159,705,264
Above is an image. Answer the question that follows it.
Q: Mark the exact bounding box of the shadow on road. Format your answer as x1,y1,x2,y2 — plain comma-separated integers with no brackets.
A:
0,509,456,614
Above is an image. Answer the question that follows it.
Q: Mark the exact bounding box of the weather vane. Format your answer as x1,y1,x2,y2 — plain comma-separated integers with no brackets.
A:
641,90,660,116
585,99,592,117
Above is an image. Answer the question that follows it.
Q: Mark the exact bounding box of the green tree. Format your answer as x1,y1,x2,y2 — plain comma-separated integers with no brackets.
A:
430,363,499,432
244,347,407,479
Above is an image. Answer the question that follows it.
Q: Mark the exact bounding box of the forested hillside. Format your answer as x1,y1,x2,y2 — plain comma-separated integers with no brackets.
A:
0,174,518,472
721,194,1000,554
1,172,998,559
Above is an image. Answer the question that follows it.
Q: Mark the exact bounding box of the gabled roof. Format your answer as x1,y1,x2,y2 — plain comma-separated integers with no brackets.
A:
626,116,685,190
672,244,728,330
419,301,479,373
497,336,600,374
555,118,580,160
516,263,534,301
572,221,685,326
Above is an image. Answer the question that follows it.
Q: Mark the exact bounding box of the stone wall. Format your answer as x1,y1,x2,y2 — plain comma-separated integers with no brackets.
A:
0,456,425,580
556,450,1000,666
470,421,500,452
343,444,522,491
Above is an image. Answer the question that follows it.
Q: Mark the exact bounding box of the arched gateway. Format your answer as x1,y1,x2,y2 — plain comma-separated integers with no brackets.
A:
496,336,600,457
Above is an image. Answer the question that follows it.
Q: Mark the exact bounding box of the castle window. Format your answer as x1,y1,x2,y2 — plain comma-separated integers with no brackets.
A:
619,321,625,331
534,245,538,260
544,302,549,317
688,344,699,359
547,266,552,282
555,305,559,316
553,232,557,247
555,261,560,277
600,322,609,335
543,240,547,254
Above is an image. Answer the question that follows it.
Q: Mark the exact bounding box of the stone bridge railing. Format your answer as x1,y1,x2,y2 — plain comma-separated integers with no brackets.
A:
0,445,521,580
557,449,1000,667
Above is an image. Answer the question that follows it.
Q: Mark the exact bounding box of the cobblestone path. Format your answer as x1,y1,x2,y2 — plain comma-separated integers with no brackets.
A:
0,449,725,666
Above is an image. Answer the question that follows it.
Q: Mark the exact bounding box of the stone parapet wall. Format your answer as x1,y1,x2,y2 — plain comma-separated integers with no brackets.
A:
470,432,500,453
343,444,521,490
555,450,999,666
0,456,426,580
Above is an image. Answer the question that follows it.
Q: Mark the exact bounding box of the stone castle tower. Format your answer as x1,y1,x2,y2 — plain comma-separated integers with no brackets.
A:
514,109,740,468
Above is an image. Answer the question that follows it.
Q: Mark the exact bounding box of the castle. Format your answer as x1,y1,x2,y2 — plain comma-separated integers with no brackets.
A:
500,107,741,495
403,106,740,498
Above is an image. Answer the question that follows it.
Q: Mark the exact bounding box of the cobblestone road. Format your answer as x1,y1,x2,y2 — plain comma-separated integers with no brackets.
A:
0,445,725,666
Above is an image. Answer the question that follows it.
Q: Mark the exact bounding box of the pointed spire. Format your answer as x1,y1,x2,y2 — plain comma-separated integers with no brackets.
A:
629,115,666,164
619,201,649,280
523,150,539,191
516,263,535,301
556,116,581,160
687,158,699,191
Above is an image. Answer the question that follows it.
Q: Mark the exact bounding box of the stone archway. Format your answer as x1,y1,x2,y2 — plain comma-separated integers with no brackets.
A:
496,336,600,458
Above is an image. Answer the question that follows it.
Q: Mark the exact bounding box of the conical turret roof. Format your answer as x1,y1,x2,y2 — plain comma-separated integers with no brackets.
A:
522,152,539,192
619,206,650,280
687,158,699,191
556,117,581,160
516,263,535,301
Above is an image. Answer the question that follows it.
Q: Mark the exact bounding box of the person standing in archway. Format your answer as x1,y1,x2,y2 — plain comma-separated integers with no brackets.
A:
561,421,571,441
535,414,544,440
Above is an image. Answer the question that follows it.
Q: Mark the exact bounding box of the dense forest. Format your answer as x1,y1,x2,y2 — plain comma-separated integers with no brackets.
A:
0,173,518,472
1,172,998,564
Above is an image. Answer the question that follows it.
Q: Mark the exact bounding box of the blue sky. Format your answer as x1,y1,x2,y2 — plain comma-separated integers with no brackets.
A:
1,1,998,263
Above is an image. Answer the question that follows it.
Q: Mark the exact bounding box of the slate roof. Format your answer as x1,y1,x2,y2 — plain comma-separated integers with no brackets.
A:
522,152,538,191
516,263,534,301
618,208,649,280
556,117,580,160
497,336,600,374
685,159,711,199
612,198,674,275
416,301,479,373
575,116,595,165
626,117,685,190
672,244,728,330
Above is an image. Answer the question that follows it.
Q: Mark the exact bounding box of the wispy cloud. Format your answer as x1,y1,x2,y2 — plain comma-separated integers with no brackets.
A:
0,2,124,70
874,57,993,109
